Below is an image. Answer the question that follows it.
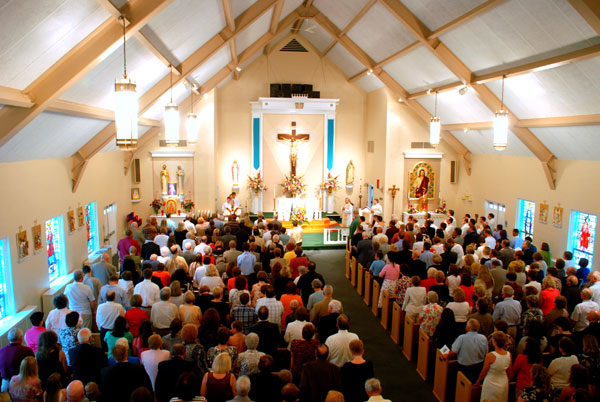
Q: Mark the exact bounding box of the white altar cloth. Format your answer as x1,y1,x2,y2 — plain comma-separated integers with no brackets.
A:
277,197,320,221
151,214,186,224
402,212,447,227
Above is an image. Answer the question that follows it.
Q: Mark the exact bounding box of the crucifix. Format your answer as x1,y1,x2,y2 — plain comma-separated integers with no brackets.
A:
388,185,399,214
277,121,310,176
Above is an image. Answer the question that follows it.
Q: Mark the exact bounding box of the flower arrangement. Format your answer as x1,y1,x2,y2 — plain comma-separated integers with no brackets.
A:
435,200,447,214
290,206,307,226
150,199,164,214
407,201,418,214
320,173,340,194
181,200,195,212
247,172,267,194
281,174,306,198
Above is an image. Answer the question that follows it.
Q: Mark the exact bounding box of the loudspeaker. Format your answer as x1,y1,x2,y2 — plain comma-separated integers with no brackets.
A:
131,158,141,184
450,160,457,184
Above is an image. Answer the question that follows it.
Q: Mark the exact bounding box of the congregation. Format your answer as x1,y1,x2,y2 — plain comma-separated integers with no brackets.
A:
0,214,391,402
349,209,600,401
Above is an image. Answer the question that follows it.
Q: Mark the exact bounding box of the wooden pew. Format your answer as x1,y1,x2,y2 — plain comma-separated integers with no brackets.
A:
363,271,372,306
380,291,396,330
345,251,351,279
402,314,419,361
455,371,481,402
350,257,357,287
433,349,458,402
416,329,435,381
357,264,364,296
390,301,404,344
371,280,380,317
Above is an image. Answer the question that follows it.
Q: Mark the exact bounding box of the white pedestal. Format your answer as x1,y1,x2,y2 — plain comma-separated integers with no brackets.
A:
326,192,335,213
252,192,263,214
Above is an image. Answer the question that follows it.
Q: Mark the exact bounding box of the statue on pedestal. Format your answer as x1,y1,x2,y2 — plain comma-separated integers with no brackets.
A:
176,166,184,195
232,160,239,187
346,160,355,185
160,164,170,195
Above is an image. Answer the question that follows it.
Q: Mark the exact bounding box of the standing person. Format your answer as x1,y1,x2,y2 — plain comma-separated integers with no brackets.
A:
300,345,341,402
476,331,511,402
448,319,488,383
377,260,400,308
341,340,374,402
24,312,45,354
0,329,34,392
200,353,236,402
91,253,118,286
64,270,95,329
8,356,42,402
140,335,170,391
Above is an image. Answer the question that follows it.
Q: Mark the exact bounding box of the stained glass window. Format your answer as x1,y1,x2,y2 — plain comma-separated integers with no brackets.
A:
568,211,596,267
46,216,66,282
0,238,13,320
86,201,99,255
516,199,535,239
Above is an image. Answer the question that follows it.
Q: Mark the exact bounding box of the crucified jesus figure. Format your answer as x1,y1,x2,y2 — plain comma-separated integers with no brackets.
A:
277,121,309,176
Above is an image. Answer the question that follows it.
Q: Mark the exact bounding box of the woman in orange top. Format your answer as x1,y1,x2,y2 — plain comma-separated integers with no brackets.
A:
280,282,303,330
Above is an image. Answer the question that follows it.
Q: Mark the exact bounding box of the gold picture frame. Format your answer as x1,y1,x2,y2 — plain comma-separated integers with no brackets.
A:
553,206,563,228
17,229,29,259
77,206,85,227
67,209,76,232
539,203,548,224
131,188,141,201
32,224,42,251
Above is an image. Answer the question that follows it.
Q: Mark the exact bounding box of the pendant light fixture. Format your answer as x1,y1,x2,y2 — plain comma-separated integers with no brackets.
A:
186,86,198,145
114,15,138,150
164,66,180,146
494,76,508,150
429,91,440,147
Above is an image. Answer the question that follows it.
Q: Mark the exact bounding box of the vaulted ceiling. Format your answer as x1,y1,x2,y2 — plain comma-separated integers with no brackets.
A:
0,0,599,190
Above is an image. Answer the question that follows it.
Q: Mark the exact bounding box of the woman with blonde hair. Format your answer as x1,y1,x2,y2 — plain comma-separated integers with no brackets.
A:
539,276,560,315
179,291,202,327
470,261,481,279
211,228,221,245
199,265,225,292
8,357,42,402
169,280,184,306
475,265,494,298
201,353,237,402
475,331,511,401
447,288,470,332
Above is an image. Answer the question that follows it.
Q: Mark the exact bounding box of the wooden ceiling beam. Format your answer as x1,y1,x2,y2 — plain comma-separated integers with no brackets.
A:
0,0,172,149
291,0,314,34
270,0,284,34
569,0,600,35
442,114,600,131
222,0,235,32
348,41,420,82
312,6,472,175
47,99,161,126
427,0,507,40
0,86,33,108
322,0,377,57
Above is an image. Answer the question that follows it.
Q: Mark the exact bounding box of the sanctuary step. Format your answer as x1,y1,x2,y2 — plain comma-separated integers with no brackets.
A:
282,218,342,233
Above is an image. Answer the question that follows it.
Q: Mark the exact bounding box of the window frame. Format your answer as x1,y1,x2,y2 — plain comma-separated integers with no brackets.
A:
515,199,535,239
0,237,15,320
568,210,596,267
86,201,99,256
46,215,67,283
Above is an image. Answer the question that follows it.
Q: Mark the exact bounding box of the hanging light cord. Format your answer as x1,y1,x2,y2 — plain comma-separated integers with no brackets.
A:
169,67,173,103
500,75,505,110
434,91,438,116
190,86,195,114
120,16,127,78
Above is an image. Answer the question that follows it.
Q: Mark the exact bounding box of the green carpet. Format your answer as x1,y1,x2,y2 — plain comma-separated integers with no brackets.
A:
306,249,438,402
300,233,346,250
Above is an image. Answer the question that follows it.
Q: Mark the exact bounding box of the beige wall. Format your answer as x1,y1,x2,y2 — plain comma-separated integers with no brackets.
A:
215,34,367,213
0,152,138,312
447,154,600,270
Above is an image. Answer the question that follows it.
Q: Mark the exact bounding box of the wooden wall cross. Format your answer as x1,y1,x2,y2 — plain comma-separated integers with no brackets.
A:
277,121,310,176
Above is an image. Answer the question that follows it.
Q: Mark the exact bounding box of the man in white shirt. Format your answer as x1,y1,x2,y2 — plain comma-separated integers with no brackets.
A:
193,255,211,288
134,269,160,311
64,270,95,329
283,307,310,348
150,288,179,336
96,290,125,342
590,271,600,304
183,215,196,234
572,289,599,332
154,228,169,249
194,236,209,255
325,314,359,367
288,221,304,245
483,228,496,249
487,213,496,233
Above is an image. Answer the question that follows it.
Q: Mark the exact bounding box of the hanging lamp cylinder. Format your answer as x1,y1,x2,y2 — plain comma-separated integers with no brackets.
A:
114,78,138,149
429,116,440,147
493,110,508,150
164,102,180,146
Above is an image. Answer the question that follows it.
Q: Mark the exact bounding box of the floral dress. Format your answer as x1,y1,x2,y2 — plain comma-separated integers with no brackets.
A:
519,386,552,402
395,275,412,305
418,303,443,336
58,326,80,366
522,308,543,333
9,376,42,402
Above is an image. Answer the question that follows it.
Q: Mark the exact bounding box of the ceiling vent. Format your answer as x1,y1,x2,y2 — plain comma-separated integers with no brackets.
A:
280,38,308,52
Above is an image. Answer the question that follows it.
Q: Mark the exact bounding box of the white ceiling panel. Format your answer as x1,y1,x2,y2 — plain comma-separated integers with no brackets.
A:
141,82,191,121
0,0,110,89
531,126,600,161
146,0,226,63
401,0,486,31
383,46,458,93
485,56,600,119
354,74,385,93
313,0,369,30
298,24,334,53
0,112,110,162
236,8,273,54
346,2,416,63
233,0,258,18
240,50,263,70
60,36,170,110
189,46,232,87
280,0,304,23
326,43,365,78
440,0,598,74
451,129,534,157
417,87,494,124
99,125,151,154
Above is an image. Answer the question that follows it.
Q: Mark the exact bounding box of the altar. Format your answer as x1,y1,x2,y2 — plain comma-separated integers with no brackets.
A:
151,214,186,224
402,212,447,227
277,197,320,222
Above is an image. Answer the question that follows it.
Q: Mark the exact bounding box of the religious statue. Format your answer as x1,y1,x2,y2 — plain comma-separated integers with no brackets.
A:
176,166,184,195
278,121,310,176
232,160,239,186
346,160,355,185
160,164,170,195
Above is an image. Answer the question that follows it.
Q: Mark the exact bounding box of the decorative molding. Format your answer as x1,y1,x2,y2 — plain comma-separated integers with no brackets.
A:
150,150,195,158
403,152,443,159
250,97,339,115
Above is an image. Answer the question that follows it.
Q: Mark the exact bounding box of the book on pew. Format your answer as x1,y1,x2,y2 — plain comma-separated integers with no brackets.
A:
440,345,450,355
